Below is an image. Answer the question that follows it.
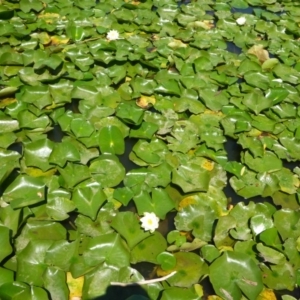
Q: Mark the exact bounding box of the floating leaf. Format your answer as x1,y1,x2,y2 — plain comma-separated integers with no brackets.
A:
210,251,264,300
242,89,273,115
165,252,208,288
43,267,69,300
72,180,106,220
133,188,175,219
89,155,125,187
83,233,130,268
131,231,167,264
111,211,150,249
98,125,125,155
157,252,177,271
49,140,81,167
58,162,91,189
256,243,286,265
2,175,45,208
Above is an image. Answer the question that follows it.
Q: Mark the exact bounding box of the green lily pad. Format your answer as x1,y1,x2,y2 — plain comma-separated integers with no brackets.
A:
131,231,167,264
157,252,177,271
161,287,201,300
242,151,282,173
260,262,295,291
242,89,273,115
274,209,300,241
111,211,150,249
98,125,125,155
16,239,52,286
89,154,125,187
23,138,54,172
49,140,81,167
116,102,144,125
83,233,130,268
43,266,69,300
172,162,211,193
72,180,107,220
70,117,95,138
2,175,45,208
210,251,264,300
175,201,216,242
166,252,208,288
133,188,175,219
58,162,91,189
256,243,286,265
46,189,75,221
113,186,134,206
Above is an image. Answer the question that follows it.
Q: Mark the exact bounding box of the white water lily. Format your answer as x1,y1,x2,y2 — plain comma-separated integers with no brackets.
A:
140,212,159,233
236,16,246,25
106,29,120,41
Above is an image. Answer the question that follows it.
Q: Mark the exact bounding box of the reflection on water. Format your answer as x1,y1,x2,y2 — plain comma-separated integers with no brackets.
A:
47,124,64,142
119,137,139,172
226,41,242,54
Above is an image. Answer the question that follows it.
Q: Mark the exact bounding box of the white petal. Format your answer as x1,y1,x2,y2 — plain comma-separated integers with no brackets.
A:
236,16,246,25
140,212,159,233
106,29,119,40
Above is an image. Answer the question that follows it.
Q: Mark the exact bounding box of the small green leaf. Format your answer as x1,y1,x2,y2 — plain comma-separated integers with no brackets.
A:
98,125,125,155
72,181,107,220
43,267,69,300
242,89,272,115
71,117,94,138
83,233,130,268
116,102,144,125
2,175,45,208
256,243,286,265
131,231,167,264
89,155,125,187
210,251,264,300
157,252,177,271
58,162,91,189
166,252,208,288
113,187,134,206
133,188,175,219
49,141,81,167
111,211,150,249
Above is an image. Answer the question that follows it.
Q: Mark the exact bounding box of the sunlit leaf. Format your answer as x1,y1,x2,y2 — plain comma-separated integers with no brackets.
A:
131,231,167,264
210,251,264,300
111,211,150,249
83,233,130,268
89,155,125,187
72,181,107,220
98,125,125,155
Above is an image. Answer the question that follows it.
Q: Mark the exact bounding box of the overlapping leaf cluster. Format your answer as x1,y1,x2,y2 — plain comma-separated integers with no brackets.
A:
0,0,300,299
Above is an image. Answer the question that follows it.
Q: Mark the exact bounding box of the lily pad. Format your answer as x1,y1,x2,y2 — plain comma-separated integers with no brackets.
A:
111,211,150,249
210,251,264,300
98,125,125,155
89,155,125,187
72,181,107,220
166,252,208,288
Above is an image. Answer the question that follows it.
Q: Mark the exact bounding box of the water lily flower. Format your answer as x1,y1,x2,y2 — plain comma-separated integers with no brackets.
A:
236,16,246,26
106,29,119,41
140,212,159,233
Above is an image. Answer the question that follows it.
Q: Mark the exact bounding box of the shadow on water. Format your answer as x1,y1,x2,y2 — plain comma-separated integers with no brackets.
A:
47,124,64,142
224,136,242,162
227,41,242,55
92,285,149,300
231,7,254,14
119,137,139,173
